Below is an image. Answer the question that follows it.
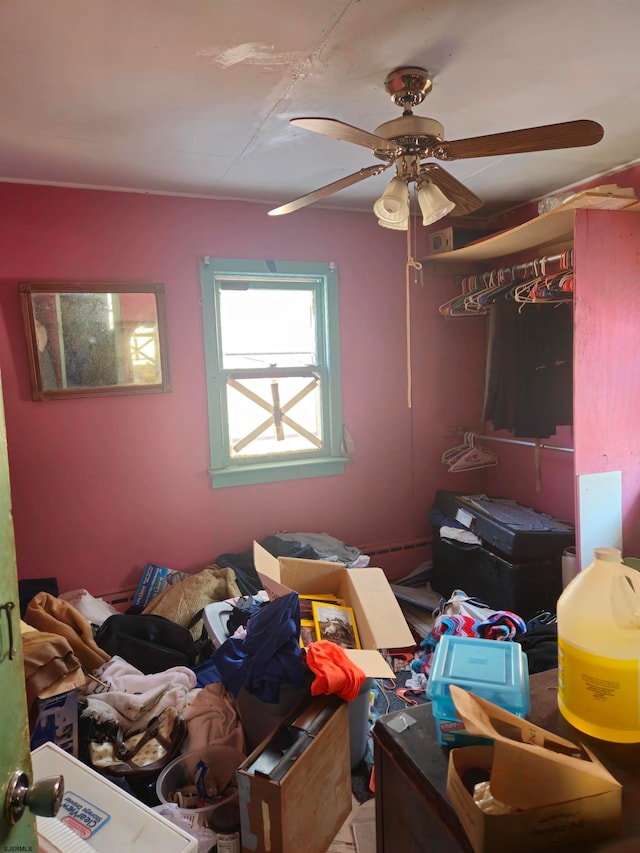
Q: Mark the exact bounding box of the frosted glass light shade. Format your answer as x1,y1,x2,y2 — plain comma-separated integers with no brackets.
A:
417,182,455,225
377,216,409,230
373,178,410,220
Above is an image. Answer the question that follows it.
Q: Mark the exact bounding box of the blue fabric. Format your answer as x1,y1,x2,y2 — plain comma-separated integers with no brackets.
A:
242,591,306,703
199,591,306,703
194,639,245,688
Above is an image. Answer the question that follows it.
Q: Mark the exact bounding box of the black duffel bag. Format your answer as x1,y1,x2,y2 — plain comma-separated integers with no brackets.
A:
95,613,198,674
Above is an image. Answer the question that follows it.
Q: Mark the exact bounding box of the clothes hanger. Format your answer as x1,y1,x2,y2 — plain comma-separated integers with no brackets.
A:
442,431,477,466
448,443,499,472
445,433,498,472
442,440,471,466
464,273,498,311
512,272,574,308
439,292,489,317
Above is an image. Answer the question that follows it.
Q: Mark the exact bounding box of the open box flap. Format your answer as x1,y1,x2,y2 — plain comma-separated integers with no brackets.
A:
254,541,284,585
450,686,621,810
254,541,344,595
344,569,415,651
254,542,328,600
40,670,86,699
343,649,394,679
276,557,346,595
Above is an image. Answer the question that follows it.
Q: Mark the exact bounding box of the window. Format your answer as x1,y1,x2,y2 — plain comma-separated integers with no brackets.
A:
200,258,347,487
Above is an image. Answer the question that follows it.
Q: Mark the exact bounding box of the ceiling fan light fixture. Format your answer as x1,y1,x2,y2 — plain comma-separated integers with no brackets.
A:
417,180,455,226
373,177,409,218
377,216,409,231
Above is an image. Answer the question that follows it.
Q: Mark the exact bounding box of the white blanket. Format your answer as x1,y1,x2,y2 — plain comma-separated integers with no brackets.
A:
81,655,199,732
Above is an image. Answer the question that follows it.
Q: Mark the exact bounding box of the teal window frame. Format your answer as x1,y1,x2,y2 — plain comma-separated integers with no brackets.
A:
200,257,348,488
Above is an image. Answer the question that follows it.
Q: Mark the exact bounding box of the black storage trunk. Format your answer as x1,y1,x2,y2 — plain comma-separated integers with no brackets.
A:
433,490,575,560
430,490,575,619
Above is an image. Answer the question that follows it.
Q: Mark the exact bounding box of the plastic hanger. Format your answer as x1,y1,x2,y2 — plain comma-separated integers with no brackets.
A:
448,444,499,472
442,432,499,472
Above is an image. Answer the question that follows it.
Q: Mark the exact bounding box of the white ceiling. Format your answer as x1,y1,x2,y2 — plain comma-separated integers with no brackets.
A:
1,0,639,218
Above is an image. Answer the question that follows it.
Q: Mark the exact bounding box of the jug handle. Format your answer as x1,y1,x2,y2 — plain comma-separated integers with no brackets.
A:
612,568,640,628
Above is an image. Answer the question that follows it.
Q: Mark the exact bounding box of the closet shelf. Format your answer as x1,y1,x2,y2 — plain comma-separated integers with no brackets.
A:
421,190,640,266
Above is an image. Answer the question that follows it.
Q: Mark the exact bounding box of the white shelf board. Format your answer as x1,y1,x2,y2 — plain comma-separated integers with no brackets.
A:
421,191,639,265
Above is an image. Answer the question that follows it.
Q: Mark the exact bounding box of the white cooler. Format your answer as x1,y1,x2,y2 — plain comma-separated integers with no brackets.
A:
31,743,197,852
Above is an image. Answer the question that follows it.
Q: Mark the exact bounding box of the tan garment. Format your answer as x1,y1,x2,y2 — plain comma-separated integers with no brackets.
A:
22,629,85,730
24,592,110,672
182,683,246,755
143,567,241,638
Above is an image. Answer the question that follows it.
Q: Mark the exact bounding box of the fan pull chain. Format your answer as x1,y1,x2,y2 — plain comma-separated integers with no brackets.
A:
405,222,422,409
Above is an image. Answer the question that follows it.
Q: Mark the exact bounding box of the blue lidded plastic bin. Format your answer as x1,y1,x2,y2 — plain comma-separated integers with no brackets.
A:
426,635,530,746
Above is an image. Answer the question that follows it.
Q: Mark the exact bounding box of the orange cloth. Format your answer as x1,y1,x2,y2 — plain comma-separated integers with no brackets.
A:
305,640,366,701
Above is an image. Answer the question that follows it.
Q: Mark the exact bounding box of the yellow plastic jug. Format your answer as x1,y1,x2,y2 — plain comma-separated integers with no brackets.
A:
557,546,640,742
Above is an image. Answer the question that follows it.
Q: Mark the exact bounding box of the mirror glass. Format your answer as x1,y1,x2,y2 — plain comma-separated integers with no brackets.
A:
20,282,171,400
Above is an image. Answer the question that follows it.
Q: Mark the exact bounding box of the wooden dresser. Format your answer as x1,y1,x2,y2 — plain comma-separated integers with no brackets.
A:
373,668,640,853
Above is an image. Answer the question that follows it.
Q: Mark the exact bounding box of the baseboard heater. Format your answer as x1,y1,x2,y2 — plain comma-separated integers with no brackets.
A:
363,537,432,558
97,538,433,607
98,587,137,611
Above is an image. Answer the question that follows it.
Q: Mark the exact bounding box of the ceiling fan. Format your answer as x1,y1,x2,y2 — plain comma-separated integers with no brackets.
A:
268,67,604,226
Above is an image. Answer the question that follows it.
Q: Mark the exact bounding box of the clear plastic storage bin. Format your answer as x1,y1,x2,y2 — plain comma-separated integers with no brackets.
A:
32,742,197,852
426,635,530,746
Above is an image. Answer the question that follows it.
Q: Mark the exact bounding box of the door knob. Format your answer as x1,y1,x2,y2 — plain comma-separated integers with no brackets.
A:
4,771,64,824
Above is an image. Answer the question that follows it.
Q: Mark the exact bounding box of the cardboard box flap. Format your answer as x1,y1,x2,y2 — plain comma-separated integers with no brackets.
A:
40,669,87,698
343,569,415,651
343,649,393,679
254,541,283,584
254,541,344,595
277,557,347,594
450,686,621,810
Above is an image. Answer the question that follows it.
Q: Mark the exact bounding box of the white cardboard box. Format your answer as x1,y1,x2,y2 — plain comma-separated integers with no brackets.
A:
253,541,414,679
30,688,79,756
32,743,197,852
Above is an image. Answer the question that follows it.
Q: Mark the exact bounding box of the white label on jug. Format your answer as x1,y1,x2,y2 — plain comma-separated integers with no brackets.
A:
558,639,639,729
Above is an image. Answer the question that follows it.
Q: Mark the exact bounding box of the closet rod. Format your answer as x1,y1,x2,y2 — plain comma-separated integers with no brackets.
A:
506,251,567,274
462,249,573,284
472,433,574,453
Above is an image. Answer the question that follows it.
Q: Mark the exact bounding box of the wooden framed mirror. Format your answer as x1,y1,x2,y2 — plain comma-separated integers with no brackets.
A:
20,282,171,400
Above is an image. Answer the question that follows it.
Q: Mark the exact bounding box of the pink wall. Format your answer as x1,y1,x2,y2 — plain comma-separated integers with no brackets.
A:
573,208,640,559
485,164,640,527
486,427,575,523
0,183,487,592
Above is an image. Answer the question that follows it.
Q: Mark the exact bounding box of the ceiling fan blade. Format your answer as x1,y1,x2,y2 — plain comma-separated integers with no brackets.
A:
291,117,400,155
268,164,390,216
421,164,484,216
436,119,604,160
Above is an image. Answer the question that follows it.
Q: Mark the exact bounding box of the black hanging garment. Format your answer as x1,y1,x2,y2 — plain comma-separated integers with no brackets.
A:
482,298,573,438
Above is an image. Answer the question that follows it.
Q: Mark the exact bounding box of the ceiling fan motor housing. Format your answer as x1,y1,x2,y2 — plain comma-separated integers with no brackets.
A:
373,115,444,159
384,67,433,108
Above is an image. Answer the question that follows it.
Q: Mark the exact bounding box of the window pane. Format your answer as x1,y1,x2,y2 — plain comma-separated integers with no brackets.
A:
226,375,323,457
219,289,317,369
129,324,161,384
